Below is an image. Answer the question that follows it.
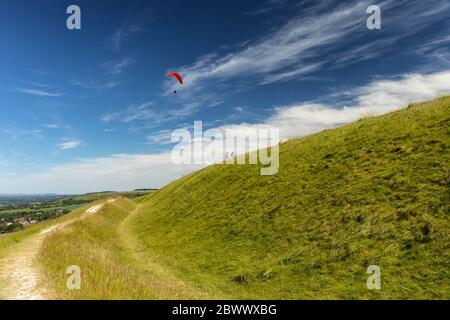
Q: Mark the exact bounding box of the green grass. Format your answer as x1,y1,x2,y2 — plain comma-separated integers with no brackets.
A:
129,96,450,299
0,204,83,215
39,96,449,299
38,198,209,299
0,205,90,264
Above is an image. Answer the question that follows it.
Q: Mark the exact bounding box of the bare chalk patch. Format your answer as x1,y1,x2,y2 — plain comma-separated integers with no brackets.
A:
0,234,49,300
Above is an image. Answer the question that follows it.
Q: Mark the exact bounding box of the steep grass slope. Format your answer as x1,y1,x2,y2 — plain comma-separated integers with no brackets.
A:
130,96,449,299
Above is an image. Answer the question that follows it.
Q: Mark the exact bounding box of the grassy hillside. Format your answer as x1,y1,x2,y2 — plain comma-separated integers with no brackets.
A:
38,198,208,299
39,96,449,299
130,96,449,299
0,204,90,293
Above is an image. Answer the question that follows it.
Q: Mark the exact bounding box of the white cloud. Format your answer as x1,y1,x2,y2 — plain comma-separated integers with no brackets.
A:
101,113,118,123
0,127,43,141
147,130,173,145
167,103,201,118
102,101,200,126
57,139,82,150
2,69,449,194
220,70,450,140
121,102,156,122
246,0,295,16
42,123,71,130
31,69,52,75
70,79,121,90
101,57,133,75
43,124,61,129
0,153,202,194
102,101,158,124
165,0,450,96
21,81,53,89
108,28,127,51
106,25,148,51
14,88,64,97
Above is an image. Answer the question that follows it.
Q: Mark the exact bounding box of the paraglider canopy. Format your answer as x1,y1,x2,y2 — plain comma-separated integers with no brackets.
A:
167,71,183,85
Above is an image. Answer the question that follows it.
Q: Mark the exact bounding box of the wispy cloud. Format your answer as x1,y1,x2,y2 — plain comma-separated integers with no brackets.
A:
101,57,133,75
69,57,132,92
121,102,156,122
0,153,201,194
217,70,450,141
42,123,71,130
167,69,450,163
69,57,131,92
70,79,121,90
0,127,44,141
106,25,148,51
3,68,450,194
246,0,300,16
102,101,203,128
101,113,118,123
102,101,158,123
165,0,450,97
167,103,201,118
21,81,53,89
57,139,82,150
31,69,52,75
14,88,64,97
415,29,450,68
146,129,173,145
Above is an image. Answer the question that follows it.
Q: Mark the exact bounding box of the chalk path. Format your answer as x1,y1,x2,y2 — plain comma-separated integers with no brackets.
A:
0,199,115,300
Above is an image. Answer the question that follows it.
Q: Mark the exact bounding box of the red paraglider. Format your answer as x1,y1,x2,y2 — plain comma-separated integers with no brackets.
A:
168,71,183,85
168,71,183,93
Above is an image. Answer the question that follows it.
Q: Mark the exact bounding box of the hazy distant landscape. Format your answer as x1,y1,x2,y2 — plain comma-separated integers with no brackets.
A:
0,191,154,234
1,96,447,299
0,0,449,303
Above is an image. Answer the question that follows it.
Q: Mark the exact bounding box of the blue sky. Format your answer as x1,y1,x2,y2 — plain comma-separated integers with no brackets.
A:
0,0,450,193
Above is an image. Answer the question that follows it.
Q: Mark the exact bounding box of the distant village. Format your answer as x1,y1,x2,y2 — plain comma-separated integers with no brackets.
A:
0,198,73,234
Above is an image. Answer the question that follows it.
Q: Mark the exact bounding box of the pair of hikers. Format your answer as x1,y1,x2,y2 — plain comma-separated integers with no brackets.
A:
225,152,234,160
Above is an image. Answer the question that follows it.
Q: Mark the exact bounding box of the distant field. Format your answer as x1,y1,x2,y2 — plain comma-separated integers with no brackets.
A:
0,204,84,215
0,190,156,235
0,191,156,217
